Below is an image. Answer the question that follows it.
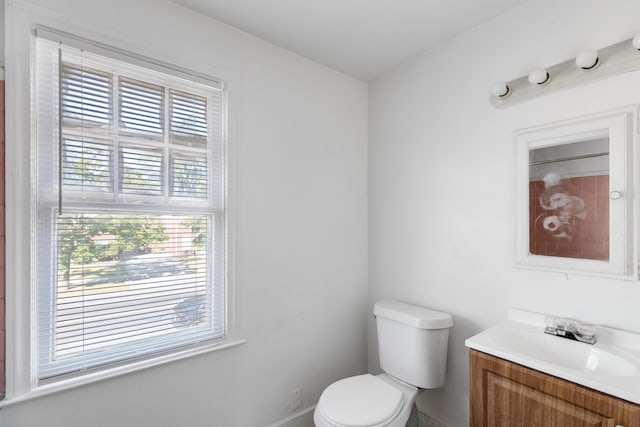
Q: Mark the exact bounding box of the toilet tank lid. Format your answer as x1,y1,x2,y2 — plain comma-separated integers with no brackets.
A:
374,300,453,329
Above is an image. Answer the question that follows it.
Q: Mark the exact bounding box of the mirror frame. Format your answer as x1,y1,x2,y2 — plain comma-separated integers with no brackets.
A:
516,105,639,279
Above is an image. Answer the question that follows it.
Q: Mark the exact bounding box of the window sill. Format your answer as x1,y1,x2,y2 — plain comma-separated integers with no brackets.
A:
0,338,246,408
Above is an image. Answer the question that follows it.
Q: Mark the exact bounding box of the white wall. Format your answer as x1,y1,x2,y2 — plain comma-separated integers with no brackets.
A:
2,0,368,426
368,1,640,426
0,0,4,69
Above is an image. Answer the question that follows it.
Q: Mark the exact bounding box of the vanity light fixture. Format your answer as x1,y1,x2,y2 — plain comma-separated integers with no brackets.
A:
492,34,640,108
575,49,599,70
491,82,510,98
528,68,550,85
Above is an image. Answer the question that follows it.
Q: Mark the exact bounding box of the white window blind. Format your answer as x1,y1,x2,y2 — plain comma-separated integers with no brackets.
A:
34,36,226,382
119,77,164,135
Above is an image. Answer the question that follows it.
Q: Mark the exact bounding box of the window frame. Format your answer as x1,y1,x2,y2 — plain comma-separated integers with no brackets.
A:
1,22,243,405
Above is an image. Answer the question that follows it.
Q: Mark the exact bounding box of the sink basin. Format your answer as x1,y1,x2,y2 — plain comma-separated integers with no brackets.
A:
465,309,640,404
487,326,639,377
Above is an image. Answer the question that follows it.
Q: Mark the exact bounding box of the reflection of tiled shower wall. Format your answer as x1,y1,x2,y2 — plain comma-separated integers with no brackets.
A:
529,175,609,260
0,78,5,399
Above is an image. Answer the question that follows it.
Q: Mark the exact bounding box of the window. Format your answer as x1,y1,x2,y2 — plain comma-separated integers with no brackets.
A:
34,35,227,383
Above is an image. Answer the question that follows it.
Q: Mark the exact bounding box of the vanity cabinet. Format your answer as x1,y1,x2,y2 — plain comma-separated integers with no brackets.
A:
469,350,640,427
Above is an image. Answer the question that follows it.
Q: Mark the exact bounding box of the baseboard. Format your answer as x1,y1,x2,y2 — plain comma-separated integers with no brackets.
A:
265,405,316,427
266,404,445,427
418,410,447,427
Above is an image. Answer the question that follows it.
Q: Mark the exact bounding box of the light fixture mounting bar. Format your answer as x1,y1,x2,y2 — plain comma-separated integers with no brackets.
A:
492,37,640,108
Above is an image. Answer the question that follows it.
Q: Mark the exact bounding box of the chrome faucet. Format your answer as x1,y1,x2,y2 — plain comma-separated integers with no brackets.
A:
544,317,597,345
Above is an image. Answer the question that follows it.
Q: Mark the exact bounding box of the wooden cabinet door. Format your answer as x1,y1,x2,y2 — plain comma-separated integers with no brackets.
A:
470,350,640,427
486,370,615,426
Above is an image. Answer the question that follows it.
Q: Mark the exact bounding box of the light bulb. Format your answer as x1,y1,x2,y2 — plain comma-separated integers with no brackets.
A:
633,34,640,50
528,68,550,85
575,49,599,70
491,82,510,98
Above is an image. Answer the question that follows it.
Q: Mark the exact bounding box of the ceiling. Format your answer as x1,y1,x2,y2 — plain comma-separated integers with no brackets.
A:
169,0,527,81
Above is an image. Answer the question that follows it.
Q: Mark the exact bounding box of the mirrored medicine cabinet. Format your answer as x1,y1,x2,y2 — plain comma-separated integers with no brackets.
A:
516,105,639,279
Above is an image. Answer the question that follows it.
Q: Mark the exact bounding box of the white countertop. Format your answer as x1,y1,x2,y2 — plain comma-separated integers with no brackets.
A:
465,308,640,404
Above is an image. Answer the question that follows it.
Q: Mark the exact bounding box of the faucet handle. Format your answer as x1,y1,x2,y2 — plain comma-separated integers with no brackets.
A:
576,322,596,338
545,316,575,330
544,315,597,344
545,316,559,327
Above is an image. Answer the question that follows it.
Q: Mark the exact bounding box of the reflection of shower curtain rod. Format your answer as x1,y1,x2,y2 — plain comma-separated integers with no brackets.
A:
529,151,609,166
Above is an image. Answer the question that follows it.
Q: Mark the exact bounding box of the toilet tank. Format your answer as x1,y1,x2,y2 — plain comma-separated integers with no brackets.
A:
374,300,453,389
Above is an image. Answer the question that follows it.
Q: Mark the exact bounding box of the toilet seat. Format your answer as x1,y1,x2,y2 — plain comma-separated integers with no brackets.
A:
316,374,404,427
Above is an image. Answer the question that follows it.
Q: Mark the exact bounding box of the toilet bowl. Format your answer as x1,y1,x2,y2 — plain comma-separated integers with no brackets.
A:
314,373,419,427
314,301,453,427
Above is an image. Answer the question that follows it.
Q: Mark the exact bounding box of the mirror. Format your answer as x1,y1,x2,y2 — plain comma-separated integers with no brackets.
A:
516,106,638,279
529,137,609,260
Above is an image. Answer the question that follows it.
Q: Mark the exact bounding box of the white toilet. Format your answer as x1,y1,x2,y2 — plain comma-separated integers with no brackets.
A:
314,300,453,427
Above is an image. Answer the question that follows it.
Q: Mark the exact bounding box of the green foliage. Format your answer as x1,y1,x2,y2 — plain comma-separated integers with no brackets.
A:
107,216,170,253
173,161,207,196
181,216,207,249
72,152,108,185
57,214,170,283
64,141,110,190
57,215,109,281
